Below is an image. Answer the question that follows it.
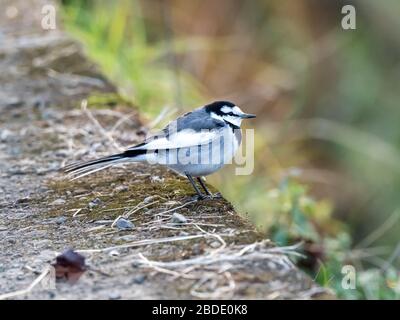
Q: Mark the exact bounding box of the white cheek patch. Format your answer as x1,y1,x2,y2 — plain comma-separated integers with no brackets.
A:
225,115,242,127
220,105,232,114
232,106,243,116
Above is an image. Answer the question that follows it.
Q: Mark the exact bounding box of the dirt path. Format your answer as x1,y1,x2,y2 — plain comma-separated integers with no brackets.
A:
0,0,332,299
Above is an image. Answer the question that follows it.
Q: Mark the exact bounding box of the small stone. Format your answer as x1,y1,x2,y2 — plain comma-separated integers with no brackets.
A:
143,196,156,203
115,218,134,230
73,188,87,195
50,198,65,206
108,250,120,257
55,216,67,225
143,209,155,215
16,197,31,204
0,129,12,142
209,241,221,248
171,212,187,224
114,185,128,193
108,292,121,300
88,198,101,209
132,274,146,284
150,176,164,183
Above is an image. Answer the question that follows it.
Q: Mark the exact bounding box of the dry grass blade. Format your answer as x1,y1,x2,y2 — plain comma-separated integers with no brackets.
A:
0,266,51,300
81,99,122,151
76,233,208,253
155,199,197,216
124,200,159,218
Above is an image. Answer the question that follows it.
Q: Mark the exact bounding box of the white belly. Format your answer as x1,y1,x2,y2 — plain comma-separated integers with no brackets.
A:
149,127,240,177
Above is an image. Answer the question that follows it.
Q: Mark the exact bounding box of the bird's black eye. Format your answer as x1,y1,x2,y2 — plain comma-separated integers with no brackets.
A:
223,112,235,116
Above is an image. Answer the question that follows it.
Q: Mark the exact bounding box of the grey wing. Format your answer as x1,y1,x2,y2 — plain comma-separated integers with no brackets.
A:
164,108,225,134
127,109,226,151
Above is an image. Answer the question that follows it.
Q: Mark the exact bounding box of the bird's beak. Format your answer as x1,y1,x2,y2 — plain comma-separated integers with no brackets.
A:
240,113,256,119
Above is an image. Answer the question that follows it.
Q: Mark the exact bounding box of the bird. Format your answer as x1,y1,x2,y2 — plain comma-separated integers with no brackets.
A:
64,101,256,200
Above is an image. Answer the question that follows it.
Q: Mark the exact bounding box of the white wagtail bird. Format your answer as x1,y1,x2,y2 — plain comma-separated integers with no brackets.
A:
64,101,256,200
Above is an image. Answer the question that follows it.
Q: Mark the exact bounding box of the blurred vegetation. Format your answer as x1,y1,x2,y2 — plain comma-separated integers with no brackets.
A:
61,0,400,299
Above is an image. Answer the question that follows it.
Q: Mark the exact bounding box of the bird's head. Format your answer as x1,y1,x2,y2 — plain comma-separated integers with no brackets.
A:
205,101,256,127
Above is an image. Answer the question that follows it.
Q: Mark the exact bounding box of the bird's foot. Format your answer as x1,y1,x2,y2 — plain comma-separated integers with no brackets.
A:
210,192,222,199
186,194,207,201
188,193,221,201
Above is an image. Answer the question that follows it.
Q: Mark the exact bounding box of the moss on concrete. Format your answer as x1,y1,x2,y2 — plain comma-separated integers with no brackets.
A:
85,92,133,109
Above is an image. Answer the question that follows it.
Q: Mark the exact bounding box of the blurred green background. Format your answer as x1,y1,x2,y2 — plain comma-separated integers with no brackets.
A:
60,0,400,298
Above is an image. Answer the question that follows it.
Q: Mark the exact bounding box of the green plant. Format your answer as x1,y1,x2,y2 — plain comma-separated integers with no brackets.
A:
62,0,204,117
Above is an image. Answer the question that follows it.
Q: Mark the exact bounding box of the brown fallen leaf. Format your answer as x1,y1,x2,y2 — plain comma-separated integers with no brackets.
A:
52,249,87,284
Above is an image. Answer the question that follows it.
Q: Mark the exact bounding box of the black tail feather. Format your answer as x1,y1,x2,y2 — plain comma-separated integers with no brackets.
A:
63,154,124,173
63,149,147,175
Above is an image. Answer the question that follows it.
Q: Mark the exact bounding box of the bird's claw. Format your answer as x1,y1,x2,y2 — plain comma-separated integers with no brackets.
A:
211,192,222,199
190,192,222,201
195,194,209,201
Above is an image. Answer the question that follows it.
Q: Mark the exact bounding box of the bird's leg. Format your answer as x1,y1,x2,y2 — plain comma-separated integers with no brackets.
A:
197,177,222,199
197,177,212,196
185,174,205,200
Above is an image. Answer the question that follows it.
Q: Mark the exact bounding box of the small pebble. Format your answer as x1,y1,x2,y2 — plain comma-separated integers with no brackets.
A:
132,274,146,284
73,188,87,195
143,195,156,203
171,212,187,224
108,292,121,300
108,250,120,257
0,129,12,142
114,185,128,193
115,218,134,230
209,241,221,248
88,198,101,209
50,198,65,206
143,208,155,215
150,176,164,183
16,197,31,204
48,291,56,299
55,216,67,225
